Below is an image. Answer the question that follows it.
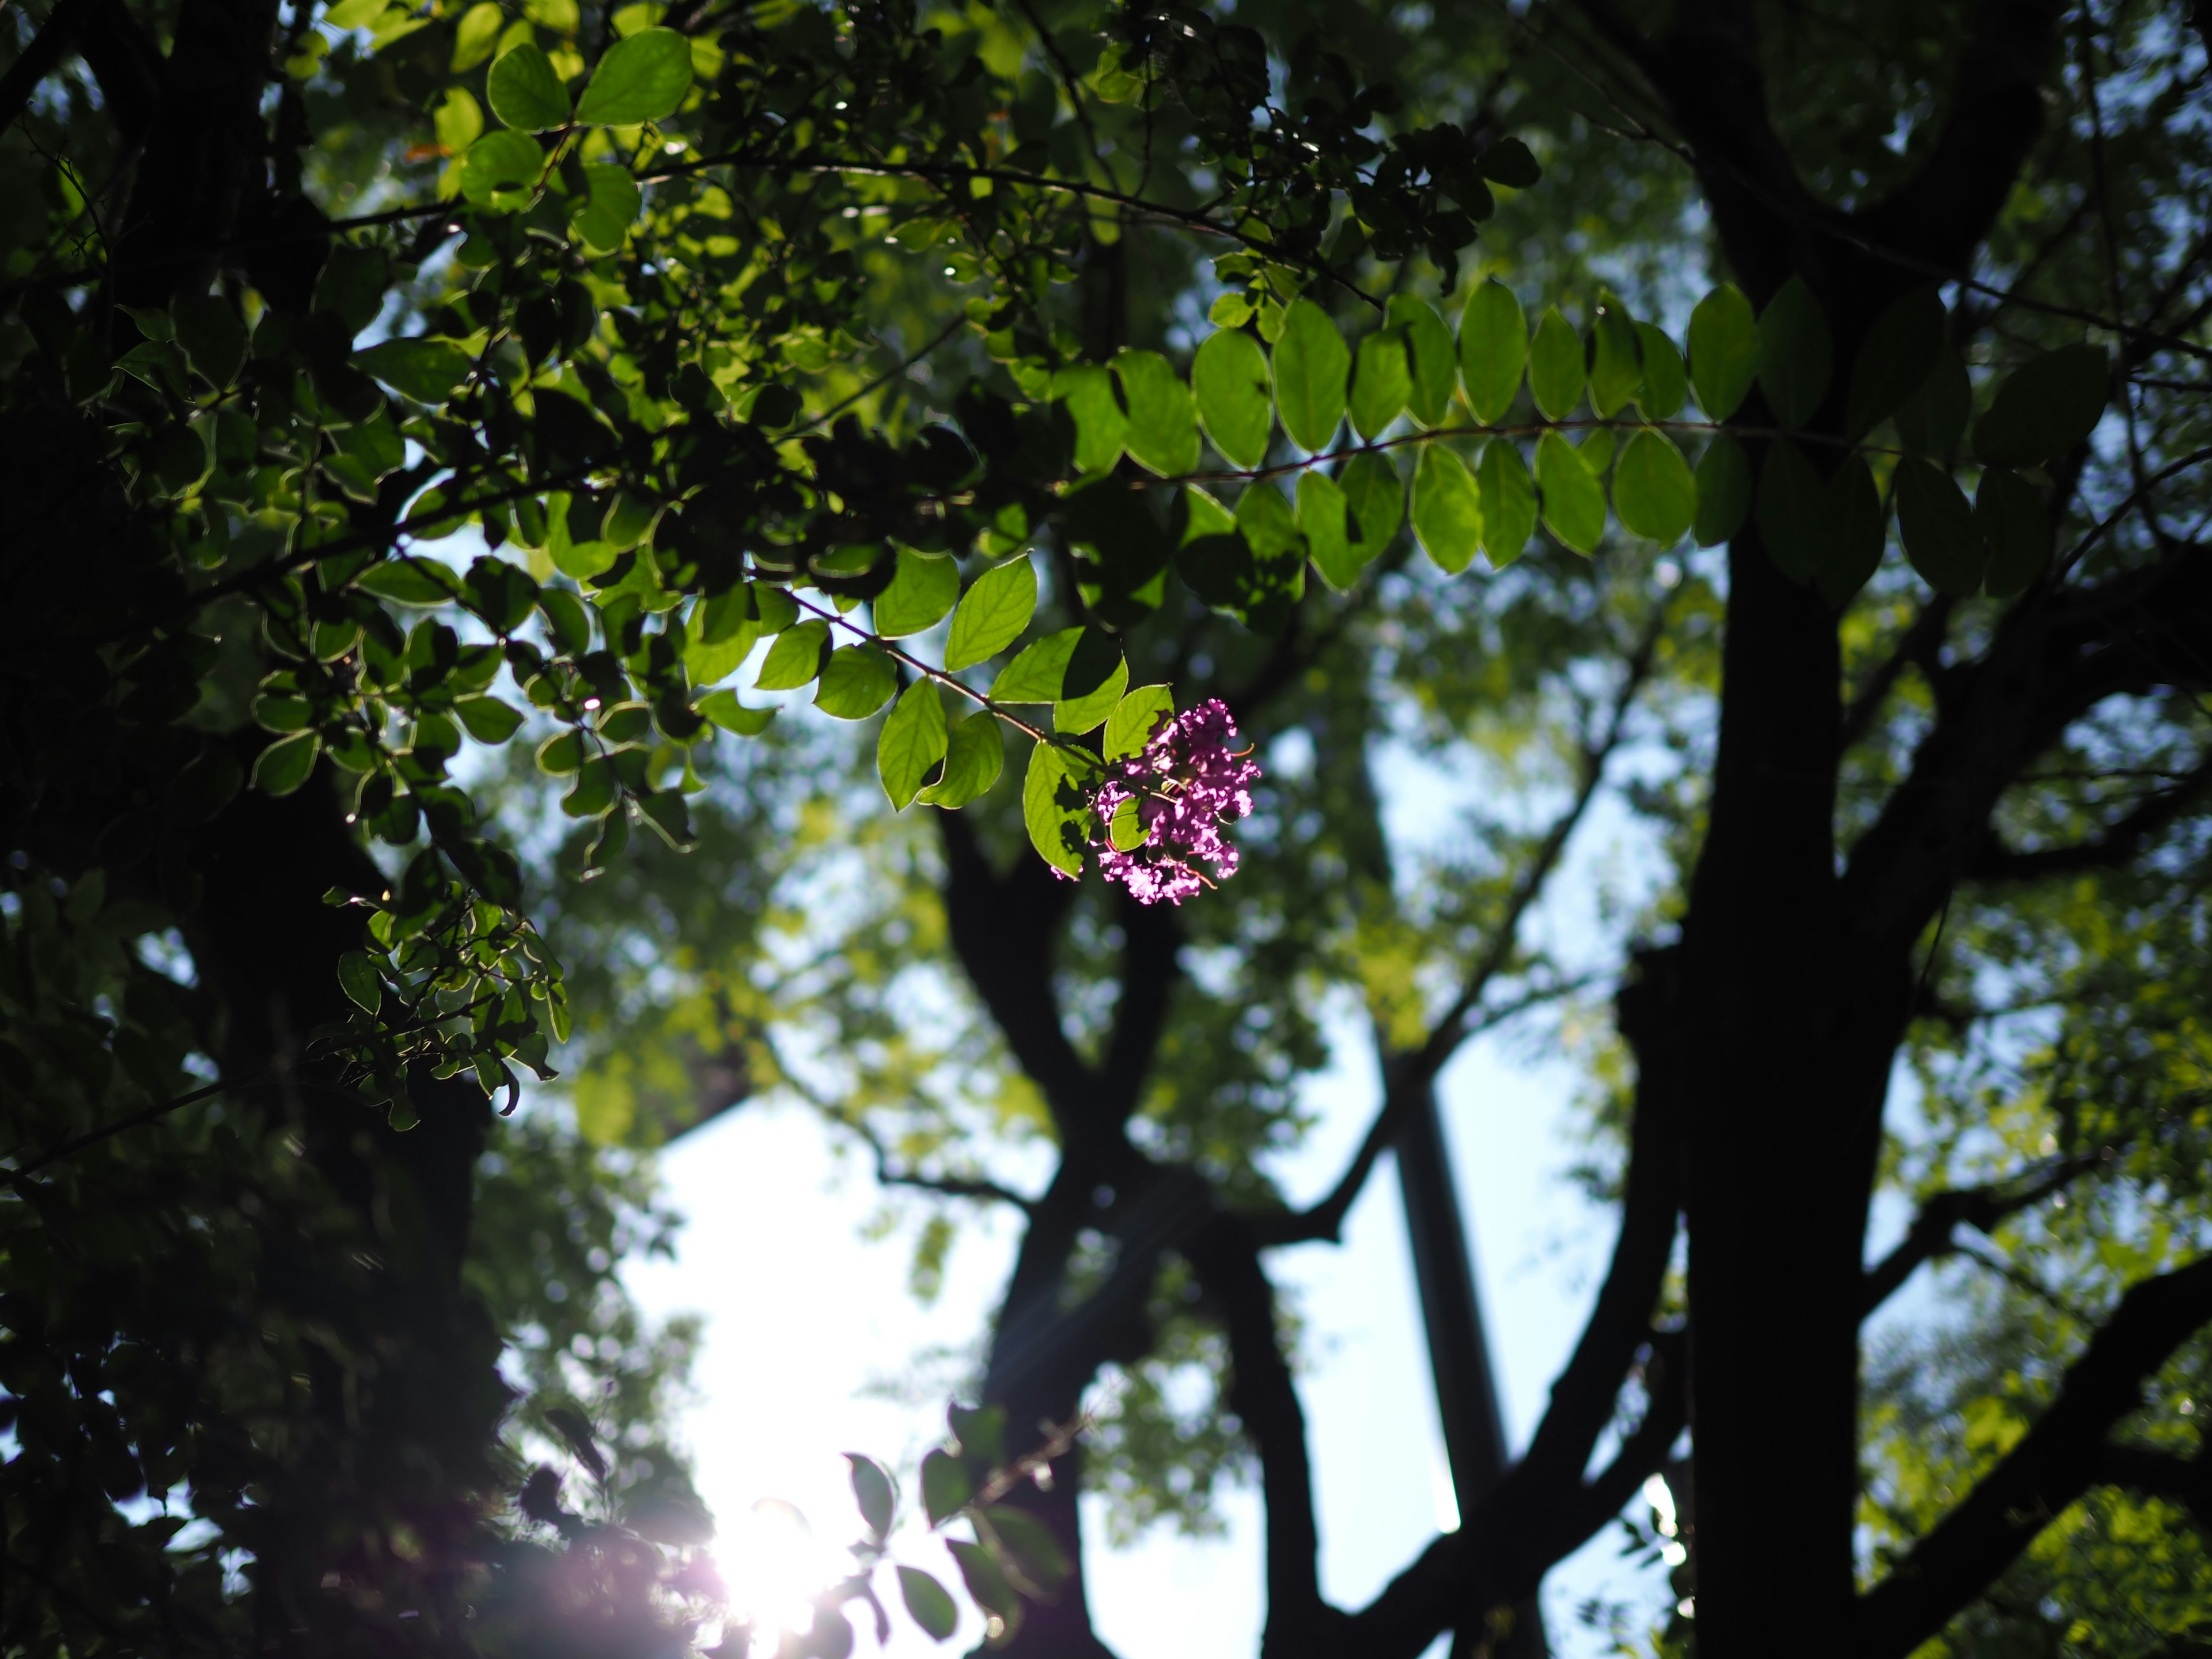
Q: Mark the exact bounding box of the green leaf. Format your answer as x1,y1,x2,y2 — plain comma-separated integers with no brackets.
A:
635,789,695,849
576,162,642,252
1611,431,1696,545
878,681,948,808
1103,684,1175,760
1341,452,1403,554
897,1566,959,1642
1756,275,1832,429
433,86,484,152
1693,435,1752,547
562,756,618,818
1477,439,1536,570
1388,295,1458,427
1412,445,1484,574
1535,430,1604,554
1271,297,1349,452
698,689,776,734
1634,322,1687,419
1976,466,2051,597
460,129,544,205
1755,438,1824,582
252,732,320,796
1349,329,1410,441
980,1504,1073,1591
451,0,502,67
357,337,472,403
537,730,585,775
574,27,693,124
1526,305,1584,422
1893,456,1985,596
992,627,1081,702
944,558,1037,671
874,548,961,637
919,713,1003,808
1588,297,1643,418
755,619,829,689
1113,350,1199,476
1021,742,1084,877
1846,287,1945,439
948,1540,1020,1624
1055,652,1127,735
487,41,570,130
1688,284,1757,420
1192,329,1271,469
174,294,248,387
1457,279,1526,425
454,696,525,743
337,949,382,1016
1056,365,1127,474
1974,344,2111,466
684,596,759,687
1476,135,1540,186
1298,471,1364,591
1813,453,1884,609
815,646,897,718
1894,349,1972,455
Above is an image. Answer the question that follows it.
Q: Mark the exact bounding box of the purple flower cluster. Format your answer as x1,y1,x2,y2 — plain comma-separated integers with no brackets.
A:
1090,698,1262,906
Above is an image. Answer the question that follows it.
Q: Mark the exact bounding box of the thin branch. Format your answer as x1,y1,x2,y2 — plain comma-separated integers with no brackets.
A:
793,312,967,437
1966,753,2212,883
1859,1156,2101,1316
4,1073,238,1184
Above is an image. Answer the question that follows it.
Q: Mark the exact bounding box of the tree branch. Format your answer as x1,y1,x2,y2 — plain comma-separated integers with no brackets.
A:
1859,1157,2101,1316
1965,753,2212,884
0,0,99,135
1856,1255,2212,1657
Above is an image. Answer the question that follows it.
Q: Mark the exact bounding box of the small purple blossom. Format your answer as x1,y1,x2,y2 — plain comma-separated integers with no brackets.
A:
1089,698,1261,906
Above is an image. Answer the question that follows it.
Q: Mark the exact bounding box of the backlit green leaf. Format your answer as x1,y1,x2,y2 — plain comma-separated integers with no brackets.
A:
815,646,897,718
1341,452,1403,554
1113,350,1199,476
1349,329,1410,441
873,548,961,637
1536,429,1604,554
1634,322,1687,419
574,27,693,125
991,627,1081,702
1478,439,1536,570
1527,306,1585,422
897,1567,959,1643
488,41,570,131
454,696,525,743
1611,431,1696,545
918,713,1004,808
698,690,775,734
357,337,472,403
1457,279,1526,425
878,681,948,808
1894,348,1972,455
1055,652,1127,735
338,950,382,1016
1588,297,1642,418
1103,684,1175,760
1191,329,1271,469
1388,294,1459,427
460,129,543,204
1755,438,1824,582
1272,298,1349,452
944,557,1037,671
1412,445,1483,573
1756,275,1832,429
1021,742,1084,877
252,732,320,796
755,619,829,689
1298,471,1363,591
1056,365,1127,474
1688,284,1757,419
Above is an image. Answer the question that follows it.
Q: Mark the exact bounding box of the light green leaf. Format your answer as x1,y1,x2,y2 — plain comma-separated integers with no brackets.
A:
451,0,503,69
1755,438,1824,582
991,627,1081,702
1893,456,1985,596
488,41,570,131
944,557,1037,671
878,681,948,808
337,949,382,1016
1611,431,1696,545
1113,350,1199,476
1536,429,1605,554
815,646,897,718
1846,287,1945,440
1756,275,1832,429
1272,297,1350,452
1341,452,1403,554
1412,445,1483,574
1389,294,1459,427
252,732,320,796
1349,329,1410,441
919,713,1004,808
1234,479,1301,559
1634,322,1687,419
434,87,484,152
460,129,544,204
1055,653,1127,734
1457,279,1526,425
1974,344,2110,466
1191,329,1271,469
897,1566,960,1643
1527,306,1585,422
698,689,775,734
1688,284,1757,420
1694,435,1751,547
1976,466,2051,597
755,619,829,689
357,337,472,403
1478,439,1536,570
1022,741,1084,877
1298,471,1363,592
1103,684,1176,760
1055,364,1127,474
873,548,961,637
1588,297,1643,418
574,26,693,124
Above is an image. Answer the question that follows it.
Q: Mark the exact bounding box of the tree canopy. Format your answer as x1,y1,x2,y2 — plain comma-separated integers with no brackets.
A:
2,0,2210,1654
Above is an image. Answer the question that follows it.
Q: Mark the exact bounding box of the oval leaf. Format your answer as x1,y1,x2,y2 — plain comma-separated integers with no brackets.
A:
1756,275,1832,430
1634,321,1687,419
1349,329,1410,441
1272,297,1349,452
1412,445,1484,574
1535,429,1604,554
1055,364,1127,475
1458,279,1527,425
944,557,1037,672
357,338,472,404
897,1566,959,1643
1341,451,1403,554
1021,741,1084,877
1192,328,1271,469
878,681,948,808
487,41,570,131
755,619,830,690
1388,294,1459,427
918,713,1004,808
1588,298,1643,418
1814,453,1884,609
1688,283,1757,420
1755,438,1824,582
1977,465,2052,597
1478,438,1536,570
1113,350,1199,476
1974,343,2110,467
815,646,897,719
1693,434,1752,547
252,731,320,796
873,547,961,637
460,128,543,204
1611,430,1696,545
1894,456,1985,597
1526,305,1584,422
574,27,694,126
1846,287,1945,440
1298,471,1362,592
337,949,382,1016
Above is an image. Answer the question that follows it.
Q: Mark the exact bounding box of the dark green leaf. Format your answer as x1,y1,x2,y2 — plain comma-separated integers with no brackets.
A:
1611,431,1696,545
980,1505,1072,1591
1977,466,2052,597
1813,453,1884,608
1388,294,1458,427
1535,430,1604,554
1191,328,1271,469
1475,136,1541,187
173,293,248,387
874,548,961,637
918,713,1004,808
1688,284,1757,420
1893,348,1972,455
1458,279,1526,425
1846,287,1945,440
947,1540,1020,1623
574,28,694,126
356,338,473,404
1412,445,1483,573
337,949,382,1016
454,696,525,743
251,732,320,796
815,646,897,718
1755,275,1832,429
562,756,618,817
460,129,544,204
487,41,570,131
1634,322,1687,419
1693,435,1751,547
897,1566,959,1642
1113,350,1199,476
1755,438,1824,582
1477,439,1536,570
944,558,1037,671
635,789,695,849
1893,457,1984,596
846,1455,895,1539
1974,344,2111,466
1271,298,1349,452
1526,305,1584,421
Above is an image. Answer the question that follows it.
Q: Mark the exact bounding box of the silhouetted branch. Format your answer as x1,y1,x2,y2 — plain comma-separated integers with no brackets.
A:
1861,1157,2102,1315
